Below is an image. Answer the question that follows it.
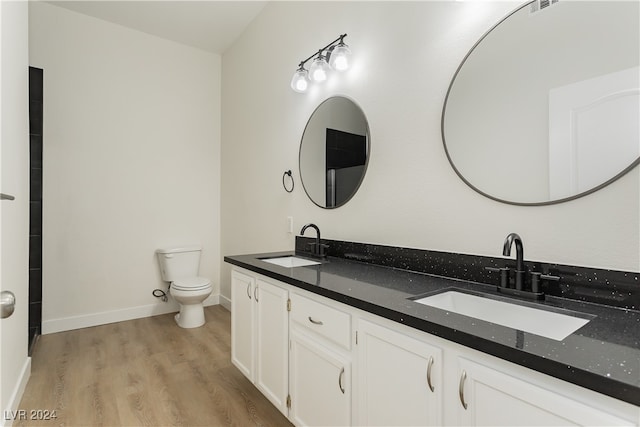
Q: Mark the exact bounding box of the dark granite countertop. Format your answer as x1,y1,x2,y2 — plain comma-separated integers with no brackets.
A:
224,251,640,406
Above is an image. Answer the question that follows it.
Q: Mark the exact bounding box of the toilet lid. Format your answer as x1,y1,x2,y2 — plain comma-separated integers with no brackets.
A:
172,277,211,291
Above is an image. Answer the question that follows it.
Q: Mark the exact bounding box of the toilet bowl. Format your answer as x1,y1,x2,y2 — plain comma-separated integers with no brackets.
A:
156,246,212,329
170,277,212,328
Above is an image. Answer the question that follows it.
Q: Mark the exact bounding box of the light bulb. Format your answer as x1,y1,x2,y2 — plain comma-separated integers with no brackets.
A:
329,43,351,71
308,55,331,83
290,67,309,93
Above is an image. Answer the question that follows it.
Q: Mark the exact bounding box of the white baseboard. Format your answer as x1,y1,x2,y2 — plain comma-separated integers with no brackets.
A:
1,357,31,427
43,294,221,334
219,294,231,311
204,293,220,307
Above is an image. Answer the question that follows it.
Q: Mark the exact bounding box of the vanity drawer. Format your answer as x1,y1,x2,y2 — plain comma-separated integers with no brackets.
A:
290,292,351,350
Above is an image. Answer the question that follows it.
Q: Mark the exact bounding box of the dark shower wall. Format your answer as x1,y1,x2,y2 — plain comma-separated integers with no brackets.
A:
29,66,43,353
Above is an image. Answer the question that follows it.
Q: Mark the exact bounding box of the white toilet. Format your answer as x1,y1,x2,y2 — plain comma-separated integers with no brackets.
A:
156,246,212,328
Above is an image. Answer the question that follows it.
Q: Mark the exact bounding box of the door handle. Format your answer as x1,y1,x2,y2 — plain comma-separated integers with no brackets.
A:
1,291,16,319
459,370,468,410
1,193,15,201
308,316,323,325
427,356,435,392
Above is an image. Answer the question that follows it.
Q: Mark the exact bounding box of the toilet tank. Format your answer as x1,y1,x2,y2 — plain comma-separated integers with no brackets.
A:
156,246,201,282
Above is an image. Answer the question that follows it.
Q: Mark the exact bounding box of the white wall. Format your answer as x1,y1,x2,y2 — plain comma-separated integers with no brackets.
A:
29,2,221,333
220,1,640,300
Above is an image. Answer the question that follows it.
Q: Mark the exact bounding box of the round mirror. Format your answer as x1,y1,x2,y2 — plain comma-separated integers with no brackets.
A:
442,1,639,205
299,96,370,208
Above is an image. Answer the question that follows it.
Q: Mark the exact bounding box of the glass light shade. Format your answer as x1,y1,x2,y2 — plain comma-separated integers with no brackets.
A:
290,68,309,93
329,43,351,71
309,56,331,82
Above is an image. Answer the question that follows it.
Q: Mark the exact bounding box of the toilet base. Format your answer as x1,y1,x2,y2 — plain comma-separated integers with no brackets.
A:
174,304,205,328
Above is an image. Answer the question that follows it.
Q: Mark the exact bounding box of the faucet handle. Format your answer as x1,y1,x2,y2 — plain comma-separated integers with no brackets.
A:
530,272,560,293
318,243,329,257
485,266,510,288
307,242,329,258
306,242,318,254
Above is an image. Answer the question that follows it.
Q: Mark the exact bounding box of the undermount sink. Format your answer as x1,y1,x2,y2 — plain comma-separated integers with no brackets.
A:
260,256,321,268
413,291,592,341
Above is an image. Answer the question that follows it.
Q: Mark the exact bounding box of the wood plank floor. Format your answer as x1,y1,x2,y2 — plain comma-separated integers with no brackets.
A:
16,305,292,427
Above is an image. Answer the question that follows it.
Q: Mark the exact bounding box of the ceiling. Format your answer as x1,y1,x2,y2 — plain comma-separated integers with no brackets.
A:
48,1,269,54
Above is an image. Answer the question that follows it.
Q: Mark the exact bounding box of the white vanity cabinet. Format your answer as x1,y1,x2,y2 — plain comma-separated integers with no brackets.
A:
288,292,352,427
230,270,289,415
230,266,639,427
355,316,637,427
356,318,443,426
454,356,635,426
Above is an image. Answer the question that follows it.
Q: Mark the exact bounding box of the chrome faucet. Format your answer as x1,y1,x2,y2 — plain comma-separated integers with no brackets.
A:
503,232,526,290
300,223,327,258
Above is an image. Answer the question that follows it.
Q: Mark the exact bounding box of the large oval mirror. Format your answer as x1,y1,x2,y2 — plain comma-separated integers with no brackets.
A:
442,1,639,205
300,96,370,208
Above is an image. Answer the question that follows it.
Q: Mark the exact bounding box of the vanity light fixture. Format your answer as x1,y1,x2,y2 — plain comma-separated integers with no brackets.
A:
290,34,351,93
308,52,331,82
291,65,310,93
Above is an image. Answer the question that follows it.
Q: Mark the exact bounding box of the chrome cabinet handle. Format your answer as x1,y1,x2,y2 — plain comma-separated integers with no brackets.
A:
1,193,15,201
1,291,16,319
427,356,435,392
246,283,251,299
254,286,259,302
459,370,468,410
308,316,323,325
338,367,345,394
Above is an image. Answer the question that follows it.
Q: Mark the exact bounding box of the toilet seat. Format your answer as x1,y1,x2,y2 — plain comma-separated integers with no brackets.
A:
172,277,211,291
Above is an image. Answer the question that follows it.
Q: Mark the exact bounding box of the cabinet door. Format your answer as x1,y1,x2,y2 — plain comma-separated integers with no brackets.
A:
357,319,442,426
289,328,351,427
457,358,634,426
255,279,289,415
230,270,255,381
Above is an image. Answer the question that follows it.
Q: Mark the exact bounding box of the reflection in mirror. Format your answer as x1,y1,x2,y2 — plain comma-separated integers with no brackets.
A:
442,1,639,205
300,97,369,208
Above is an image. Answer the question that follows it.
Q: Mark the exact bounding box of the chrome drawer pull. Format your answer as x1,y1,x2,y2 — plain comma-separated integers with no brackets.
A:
459,370,468,410
338,367,345,394
246,283,251,299
308,316,323,325
427,356,435,392
254,286,259,302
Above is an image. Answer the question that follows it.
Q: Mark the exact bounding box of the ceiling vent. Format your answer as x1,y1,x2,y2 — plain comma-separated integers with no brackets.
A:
530,0,559,14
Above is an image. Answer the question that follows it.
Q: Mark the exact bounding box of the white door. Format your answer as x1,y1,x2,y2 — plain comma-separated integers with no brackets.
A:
549,66,640,199
230,270,255,381
357,319,442,426
457,358,633,426
1,1,31,424
289,328,350,427
255,279,288,416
